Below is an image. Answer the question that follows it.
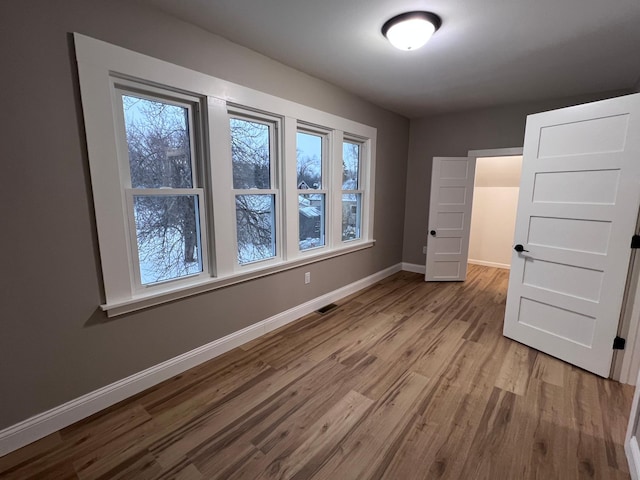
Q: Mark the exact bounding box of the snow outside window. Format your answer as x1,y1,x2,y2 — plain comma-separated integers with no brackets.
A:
114,84,210,290
297,130,327,251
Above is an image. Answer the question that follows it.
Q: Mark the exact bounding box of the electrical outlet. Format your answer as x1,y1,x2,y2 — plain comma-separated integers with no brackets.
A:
305,272,311,284
423,246,427,254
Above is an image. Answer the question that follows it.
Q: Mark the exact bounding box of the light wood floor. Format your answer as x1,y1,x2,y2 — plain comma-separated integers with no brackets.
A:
0,265,634,479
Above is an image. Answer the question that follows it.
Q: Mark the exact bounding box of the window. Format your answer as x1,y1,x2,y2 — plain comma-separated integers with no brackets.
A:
114,84,209,289
75,33,376,316
230,114,280,265
297,130,327,251
342,140,363,242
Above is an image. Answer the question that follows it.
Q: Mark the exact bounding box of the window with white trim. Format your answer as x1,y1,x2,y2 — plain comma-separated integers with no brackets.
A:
74,33,376,316
229,111,281,265
114,82,210,288
342,139,364,242
297,128,328,251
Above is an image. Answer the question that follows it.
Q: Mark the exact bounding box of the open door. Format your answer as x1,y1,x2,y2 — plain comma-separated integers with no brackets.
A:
504,93,640,377
425,156,475,281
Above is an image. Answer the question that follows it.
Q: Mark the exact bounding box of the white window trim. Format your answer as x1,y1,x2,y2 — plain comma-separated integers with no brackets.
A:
341,136,366,243
124,188,210,291
228,109,283,270
296,125,331,254
74,33,377,317
113,82,211,291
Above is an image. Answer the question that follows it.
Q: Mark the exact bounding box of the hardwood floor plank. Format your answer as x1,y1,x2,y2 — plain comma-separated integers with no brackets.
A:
307,371,431,479
156,462,203,480
1,405,153,480
305,311,406,364
597,378,634,472
0,432,63,472
367,312,436,361
84,452,163,480
532,351,566,387
458,386,517,479
149,358,317,468
183,358,351,475
373,418,441,480
71,421,159,480
1,460,79,480
494,341,537,395
140,350,271,413
253,389,373,480
408,319,469,380
0,265,632,480
524,380,568,480
568,367,611,478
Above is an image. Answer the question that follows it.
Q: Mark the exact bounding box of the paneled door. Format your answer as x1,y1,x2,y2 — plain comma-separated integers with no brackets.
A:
504,93,640,377
425,157,475,281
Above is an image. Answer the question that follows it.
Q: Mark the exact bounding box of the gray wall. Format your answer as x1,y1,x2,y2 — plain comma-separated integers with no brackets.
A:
0,0,409,429
402,90,632,266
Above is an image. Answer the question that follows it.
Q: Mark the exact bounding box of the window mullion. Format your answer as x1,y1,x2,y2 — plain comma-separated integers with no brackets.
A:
209,97,236,277
283,117,300,261
362,138,375,242
127,187,203,195
232,188,278,195
330,130,344,247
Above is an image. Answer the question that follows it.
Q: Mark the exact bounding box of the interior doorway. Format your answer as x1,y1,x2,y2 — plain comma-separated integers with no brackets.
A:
468,155,523,270
424,147,522,281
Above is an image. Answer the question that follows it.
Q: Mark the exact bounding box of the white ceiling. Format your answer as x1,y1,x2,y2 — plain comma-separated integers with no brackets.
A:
137,0,640,118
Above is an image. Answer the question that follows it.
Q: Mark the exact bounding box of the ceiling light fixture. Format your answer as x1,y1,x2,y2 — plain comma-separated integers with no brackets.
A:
382,11,442,51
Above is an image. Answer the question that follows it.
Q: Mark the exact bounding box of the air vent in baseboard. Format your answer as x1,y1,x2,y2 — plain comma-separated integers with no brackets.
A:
316,303,338,314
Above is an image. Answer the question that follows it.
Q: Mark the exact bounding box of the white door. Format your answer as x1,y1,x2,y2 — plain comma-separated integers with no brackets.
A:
425,156,475,281
504,93,640,377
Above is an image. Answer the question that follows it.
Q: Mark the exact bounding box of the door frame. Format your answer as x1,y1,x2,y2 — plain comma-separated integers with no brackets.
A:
626,365,640,479
424,149,523,280
466,147,524,269
616,237,640,383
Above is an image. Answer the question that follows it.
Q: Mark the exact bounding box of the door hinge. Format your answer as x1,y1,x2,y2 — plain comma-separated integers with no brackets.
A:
613,336,626,350
631,235,640,249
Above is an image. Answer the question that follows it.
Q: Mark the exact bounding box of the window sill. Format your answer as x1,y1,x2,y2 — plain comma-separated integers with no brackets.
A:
101,240,375,317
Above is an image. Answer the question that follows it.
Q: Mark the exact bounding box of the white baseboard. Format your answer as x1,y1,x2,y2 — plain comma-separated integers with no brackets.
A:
0,263,402,458
401,262,426,274
467,259,510,270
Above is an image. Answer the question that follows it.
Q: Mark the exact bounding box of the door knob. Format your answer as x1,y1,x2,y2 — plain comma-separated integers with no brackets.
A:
430,230,436,237
514,244,529,253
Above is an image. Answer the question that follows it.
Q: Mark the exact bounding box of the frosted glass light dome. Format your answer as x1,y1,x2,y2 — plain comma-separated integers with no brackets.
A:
382,12,442,51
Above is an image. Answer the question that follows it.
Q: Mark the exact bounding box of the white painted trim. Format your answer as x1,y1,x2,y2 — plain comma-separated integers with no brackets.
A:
468,259,511,270
103,240,375,317
0,263,401,458
627,436,640,480
626,365,640,480
617,249,640,385
75,33,377,314
467,147,523,158
401,263,426,274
